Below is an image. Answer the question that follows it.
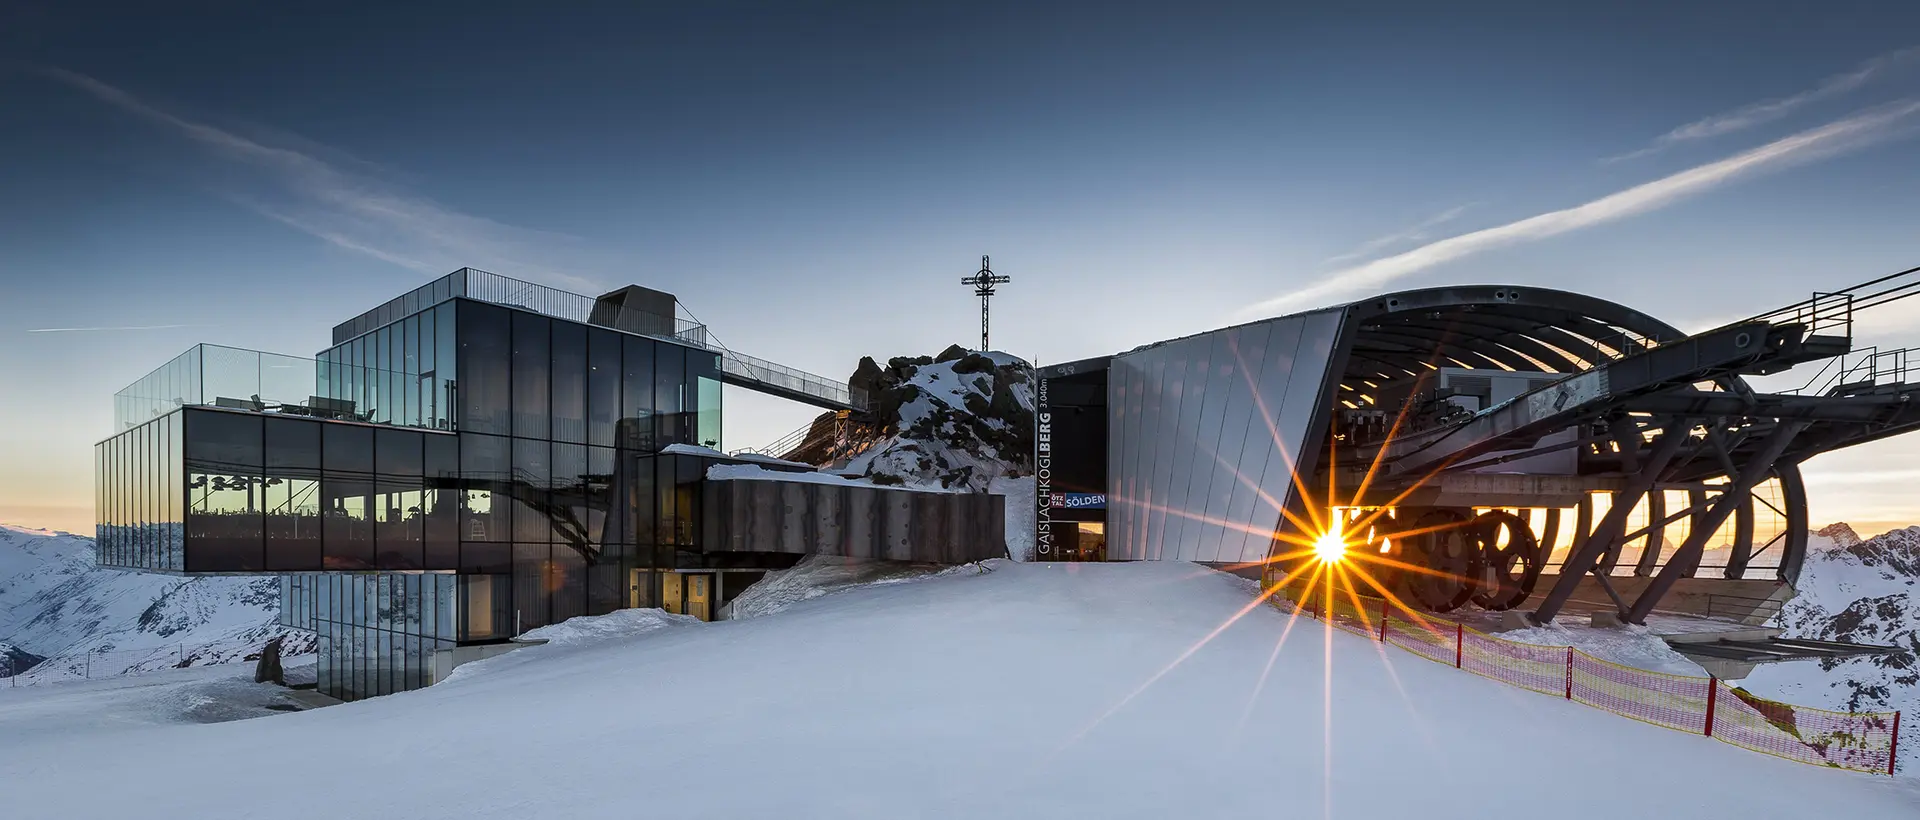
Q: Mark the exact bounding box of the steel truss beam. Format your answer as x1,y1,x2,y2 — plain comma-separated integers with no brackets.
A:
1531,418,1694,624
1624,421,1808,624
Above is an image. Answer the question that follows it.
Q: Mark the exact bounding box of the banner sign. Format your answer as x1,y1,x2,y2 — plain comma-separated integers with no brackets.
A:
1035,375,1053,557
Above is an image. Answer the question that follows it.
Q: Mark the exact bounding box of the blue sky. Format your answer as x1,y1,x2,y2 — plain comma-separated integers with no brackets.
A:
3,2,1919,534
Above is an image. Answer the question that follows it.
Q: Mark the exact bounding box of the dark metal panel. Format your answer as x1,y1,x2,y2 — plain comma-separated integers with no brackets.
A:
810,483,841,557
778,481,809,554
847,486,877,558
881,489,914,561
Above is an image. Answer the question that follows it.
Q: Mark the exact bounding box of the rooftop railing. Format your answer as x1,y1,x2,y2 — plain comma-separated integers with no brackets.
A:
330,268,706,346
335,267,864,412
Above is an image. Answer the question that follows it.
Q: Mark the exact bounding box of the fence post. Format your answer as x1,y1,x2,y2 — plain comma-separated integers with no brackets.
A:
1704,678,1718,737
1564,647,1574,700
1454,624,1464,668
1377,599,1389,642
1892,711,1903,777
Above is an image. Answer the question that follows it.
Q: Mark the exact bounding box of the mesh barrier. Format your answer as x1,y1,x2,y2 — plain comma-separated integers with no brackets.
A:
1383,617,1459,667
1462,629,1568,697
1260,580,1903,776
1571,653,1711,734
1712,682,1901,774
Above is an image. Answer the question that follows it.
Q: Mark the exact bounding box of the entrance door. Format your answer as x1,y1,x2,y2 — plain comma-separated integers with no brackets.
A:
660,572,684,616
685,574,711,621
629,569,654,610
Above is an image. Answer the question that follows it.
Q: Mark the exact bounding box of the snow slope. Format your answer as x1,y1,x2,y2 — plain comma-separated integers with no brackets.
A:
1,561,1911,819
0,524,310,684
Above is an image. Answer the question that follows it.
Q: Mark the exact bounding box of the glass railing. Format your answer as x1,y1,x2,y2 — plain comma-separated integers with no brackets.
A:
112,344,432,431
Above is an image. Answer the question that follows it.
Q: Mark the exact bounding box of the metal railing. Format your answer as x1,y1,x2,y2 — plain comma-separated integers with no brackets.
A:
0,642,255,686
332,267,863,411
716,346,866,410
1786,345,1920,395
331,268,707,346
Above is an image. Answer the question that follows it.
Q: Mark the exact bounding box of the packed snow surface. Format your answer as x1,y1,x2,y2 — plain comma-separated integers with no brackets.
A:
3,561,1912,819
1496,618,1710,677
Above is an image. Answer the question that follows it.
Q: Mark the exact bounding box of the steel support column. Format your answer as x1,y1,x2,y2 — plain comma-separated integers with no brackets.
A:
1625,422,1807,624
1532,418,1693,624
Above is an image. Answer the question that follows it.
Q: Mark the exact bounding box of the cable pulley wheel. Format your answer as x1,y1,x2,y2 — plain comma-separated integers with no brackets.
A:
1468,510,1543,611
1402,509,1480,612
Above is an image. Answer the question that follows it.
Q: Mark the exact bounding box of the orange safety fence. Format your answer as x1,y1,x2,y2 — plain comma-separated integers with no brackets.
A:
1712,683,1903,772
1263,580,1903,776
1571,652,1711,734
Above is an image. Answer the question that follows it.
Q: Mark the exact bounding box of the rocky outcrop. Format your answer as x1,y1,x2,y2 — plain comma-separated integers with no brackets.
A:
842,349,1034,491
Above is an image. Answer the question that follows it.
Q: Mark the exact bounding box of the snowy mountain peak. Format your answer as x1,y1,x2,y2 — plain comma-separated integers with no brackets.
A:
1814,522,1862,548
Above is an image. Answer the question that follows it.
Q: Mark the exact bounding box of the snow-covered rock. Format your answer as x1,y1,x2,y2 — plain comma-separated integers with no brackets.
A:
0,524,312,686
841,346,1035,492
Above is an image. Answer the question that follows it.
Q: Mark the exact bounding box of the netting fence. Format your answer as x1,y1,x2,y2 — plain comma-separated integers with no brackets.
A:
1268,584,1903,776
0,642,259,687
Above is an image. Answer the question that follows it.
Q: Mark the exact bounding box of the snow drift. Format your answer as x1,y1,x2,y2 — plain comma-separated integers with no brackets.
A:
1,561,1912,819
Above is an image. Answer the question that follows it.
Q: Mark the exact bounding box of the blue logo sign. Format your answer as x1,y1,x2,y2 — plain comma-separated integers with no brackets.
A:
1056,492,1106,510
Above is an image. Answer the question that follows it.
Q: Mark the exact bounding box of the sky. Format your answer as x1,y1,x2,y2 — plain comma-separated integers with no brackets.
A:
2,1,1919,535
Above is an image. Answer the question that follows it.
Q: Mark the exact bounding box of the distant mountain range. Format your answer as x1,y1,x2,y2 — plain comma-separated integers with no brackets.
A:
1739,522,1918,774
0,524,311,684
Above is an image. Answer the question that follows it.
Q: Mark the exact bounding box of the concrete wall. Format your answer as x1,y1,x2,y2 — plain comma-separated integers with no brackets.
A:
428,639,546,685
704,479,1005,563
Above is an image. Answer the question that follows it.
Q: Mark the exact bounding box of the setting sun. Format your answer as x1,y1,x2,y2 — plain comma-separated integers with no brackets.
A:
1313,526,1348,563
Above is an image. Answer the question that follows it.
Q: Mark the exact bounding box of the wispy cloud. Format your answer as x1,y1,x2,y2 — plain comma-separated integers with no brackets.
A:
40,67,604,293
1244,101,1920,317
1322,205,1471,266
25,325,191,333
1608,46,1919,162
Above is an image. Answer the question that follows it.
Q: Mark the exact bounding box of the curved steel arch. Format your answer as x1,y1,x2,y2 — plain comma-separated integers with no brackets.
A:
1299,284,1808,587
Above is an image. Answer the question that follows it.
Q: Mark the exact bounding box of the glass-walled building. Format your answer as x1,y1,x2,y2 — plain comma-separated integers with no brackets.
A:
97,267,1001,702
95,270,731,701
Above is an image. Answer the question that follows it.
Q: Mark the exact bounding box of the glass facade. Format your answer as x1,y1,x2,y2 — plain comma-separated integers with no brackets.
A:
95,411,185,570
1106,309,1344,564
278,572,465,701
102,292,728,700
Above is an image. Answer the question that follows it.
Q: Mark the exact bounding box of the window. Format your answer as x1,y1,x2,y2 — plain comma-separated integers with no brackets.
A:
321,423,376,570
621,336,653,450
423,434,459,569
654,343,685,446
458,301,511,435
433,301,457,431
185,410,264,571
512,438,551,543
512,312,551,440
553,442,590,556
459,433,510,543
375,428,424,569
264,417,323,570
587,328,621,447
551,320,587,444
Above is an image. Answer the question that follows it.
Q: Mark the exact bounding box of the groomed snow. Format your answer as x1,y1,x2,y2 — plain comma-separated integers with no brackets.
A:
2,562,1913,819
